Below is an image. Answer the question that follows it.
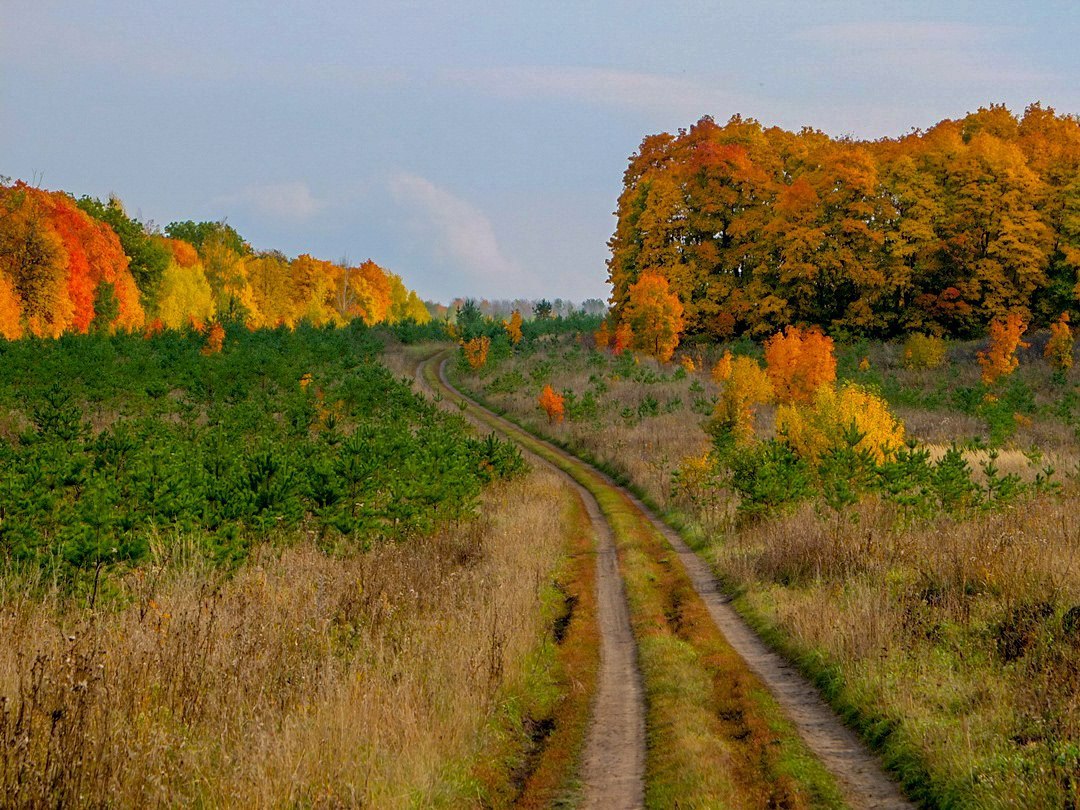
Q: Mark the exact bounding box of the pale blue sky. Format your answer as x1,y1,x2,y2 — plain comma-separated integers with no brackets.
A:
3,2,1077,302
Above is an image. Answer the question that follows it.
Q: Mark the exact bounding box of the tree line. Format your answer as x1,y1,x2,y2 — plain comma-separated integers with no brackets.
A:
0,180,430,339
607,103,1080,340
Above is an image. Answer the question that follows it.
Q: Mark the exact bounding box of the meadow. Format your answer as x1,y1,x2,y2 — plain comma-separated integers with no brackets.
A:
0,323,595,807
452,329,1080,808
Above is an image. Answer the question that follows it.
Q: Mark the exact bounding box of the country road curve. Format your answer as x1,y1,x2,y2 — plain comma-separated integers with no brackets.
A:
422,350,914,810
416,352,646,809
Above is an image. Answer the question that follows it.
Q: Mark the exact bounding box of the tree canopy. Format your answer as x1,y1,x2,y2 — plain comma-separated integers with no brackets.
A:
607,104,1080,339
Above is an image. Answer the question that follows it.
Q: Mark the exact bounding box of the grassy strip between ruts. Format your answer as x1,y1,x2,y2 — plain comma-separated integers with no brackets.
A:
427,354,846,809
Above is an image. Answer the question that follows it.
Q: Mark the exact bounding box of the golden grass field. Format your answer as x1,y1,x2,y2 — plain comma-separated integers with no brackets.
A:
0,466,582,808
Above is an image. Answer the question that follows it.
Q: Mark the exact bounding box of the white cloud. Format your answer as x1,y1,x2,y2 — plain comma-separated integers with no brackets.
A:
389,173,527,292
443,65,742,120
214,181,325,222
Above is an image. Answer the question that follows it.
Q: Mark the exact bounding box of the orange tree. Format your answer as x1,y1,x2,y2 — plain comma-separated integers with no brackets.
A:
763,325,836,404
977,312,1029,384
623,271,684,363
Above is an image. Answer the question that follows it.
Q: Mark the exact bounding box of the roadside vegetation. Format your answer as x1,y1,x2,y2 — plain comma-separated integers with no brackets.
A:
0,324,594,807
450,315,1080,808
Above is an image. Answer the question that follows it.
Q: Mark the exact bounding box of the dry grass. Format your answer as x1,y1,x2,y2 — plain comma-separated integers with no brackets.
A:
0,469,575,808
459,337,1080,806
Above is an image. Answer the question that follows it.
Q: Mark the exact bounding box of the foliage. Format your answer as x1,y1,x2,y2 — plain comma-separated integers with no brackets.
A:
622,271,684,363
1044,312,1074,371
0,324,522,594
461,335,491,370
611,321,633,355
763,326,837,404
608,105,1080,339
977,312,1030,384
538,385,565,424
711,350,733,383
594,320,611,350
201,321,225,355
775,383,905,465
710,355,773,444
504,309,523,345
0,181,428,340
902,333,948,370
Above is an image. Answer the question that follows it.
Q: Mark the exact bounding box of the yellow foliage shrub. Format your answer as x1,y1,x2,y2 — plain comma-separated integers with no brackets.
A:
462,336,491,370
776,383,905,465
902,333,947,370
713,356,773,444
1044,313,1073,371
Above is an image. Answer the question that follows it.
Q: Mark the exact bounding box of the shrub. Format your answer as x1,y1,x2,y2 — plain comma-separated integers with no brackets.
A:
710,356,773,444
1044,312,1073,372
711,350,733,383
594,320,611,350
201,322,225,355
775,383,905,466
902,333,947,370
978,312,1029,384
538,385,565,424
763,326,836,404
462,336,491,370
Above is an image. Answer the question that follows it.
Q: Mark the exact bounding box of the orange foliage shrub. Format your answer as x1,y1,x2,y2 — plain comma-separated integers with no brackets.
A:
504,310,523,345
611,322,633,355
142,318,165,339
594,320,611,351
1044,312,1073,371
902,333,947,370
776,383,905,465
977,312,1029,384
201,322,225,355
711,350,733,383
713,356,773,444
538,385,565,424
680,355,697,373
462,336,491,370
763,326,836,404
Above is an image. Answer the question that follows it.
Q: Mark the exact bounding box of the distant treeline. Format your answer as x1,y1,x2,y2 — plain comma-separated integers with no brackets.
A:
430,296,608,322
608,104,1080,339
0,181,430,340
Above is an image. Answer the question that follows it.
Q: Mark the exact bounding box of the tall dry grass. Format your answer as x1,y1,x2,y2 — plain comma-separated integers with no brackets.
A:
457,339,1080,806
0,469,572,808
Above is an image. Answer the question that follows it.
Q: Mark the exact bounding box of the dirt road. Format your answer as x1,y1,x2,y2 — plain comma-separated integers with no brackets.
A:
417,354,646,809
423,352,911,809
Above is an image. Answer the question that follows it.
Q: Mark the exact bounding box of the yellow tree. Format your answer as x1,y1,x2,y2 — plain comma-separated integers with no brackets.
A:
623,271,685,363
504,309,523,344
712,356,773,444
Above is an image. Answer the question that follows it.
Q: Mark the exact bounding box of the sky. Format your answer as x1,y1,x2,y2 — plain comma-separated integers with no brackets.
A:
3,2,1078,304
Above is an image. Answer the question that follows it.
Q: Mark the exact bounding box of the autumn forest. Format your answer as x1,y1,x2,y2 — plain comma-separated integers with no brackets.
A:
608,103,1080,339
0,181,430,341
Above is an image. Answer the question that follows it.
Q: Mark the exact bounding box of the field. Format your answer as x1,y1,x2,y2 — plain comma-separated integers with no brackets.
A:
0,325,598,807
451,331,1080,808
